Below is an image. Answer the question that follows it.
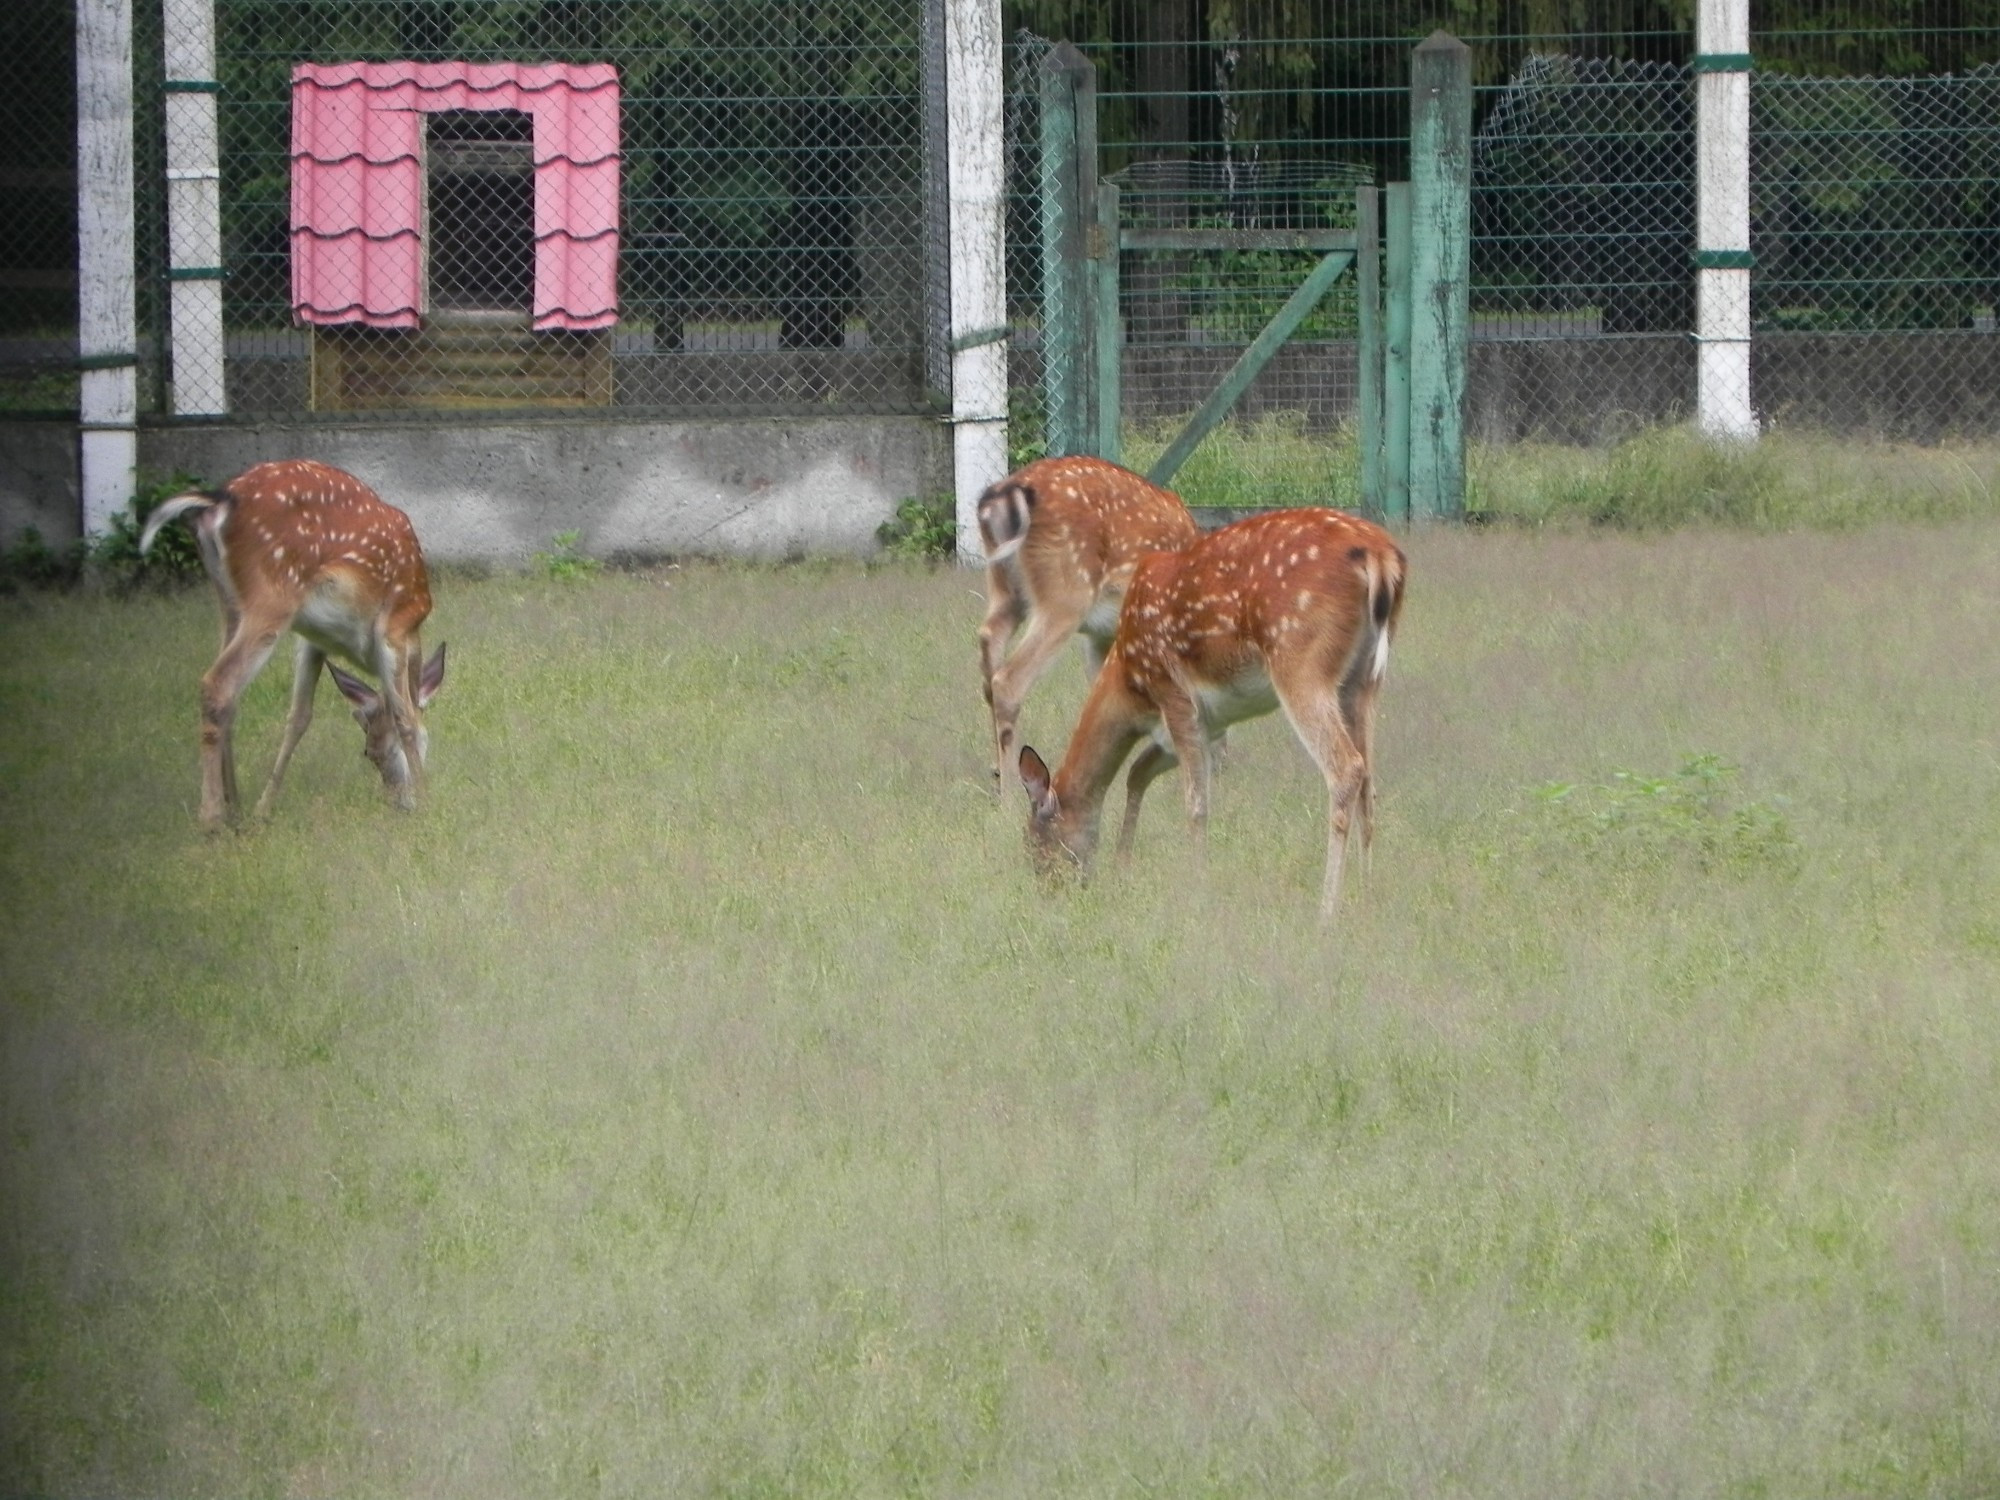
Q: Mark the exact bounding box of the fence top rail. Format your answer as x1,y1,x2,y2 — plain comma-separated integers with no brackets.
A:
1120,228,1360,252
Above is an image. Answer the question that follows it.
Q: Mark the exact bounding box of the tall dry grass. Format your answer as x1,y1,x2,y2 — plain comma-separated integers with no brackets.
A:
3,516,1998,1496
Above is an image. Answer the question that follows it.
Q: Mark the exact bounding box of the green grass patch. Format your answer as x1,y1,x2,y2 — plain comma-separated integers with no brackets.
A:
1114,418,2000,532
4,520,2000,1496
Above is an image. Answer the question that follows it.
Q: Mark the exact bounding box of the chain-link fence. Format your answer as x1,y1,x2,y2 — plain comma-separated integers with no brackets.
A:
1752,66,2000,434
1003,5,2000,483
1470,53,1695,443
13,3,2000,443
186,0,934,419
0,1,81,415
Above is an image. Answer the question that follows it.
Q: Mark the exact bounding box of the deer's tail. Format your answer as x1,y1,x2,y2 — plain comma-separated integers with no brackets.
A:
975,479,1037,566
138,493,217,555
1358,542,1406,685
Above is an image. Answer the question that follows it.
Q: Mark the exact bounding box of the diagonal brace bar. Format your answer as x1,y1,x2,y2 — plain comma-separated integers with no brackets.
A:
1144,248,1354,488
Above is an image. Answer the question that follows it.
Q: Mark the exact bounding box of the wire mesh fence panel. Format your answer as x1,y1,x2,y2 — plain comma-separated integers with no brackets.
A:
1751,66,2000,436
1469,54,1695,444
1003,3,2000,464
188,0,930,419
1114,157,1369,428
0,0,82,415
22,2,2000,440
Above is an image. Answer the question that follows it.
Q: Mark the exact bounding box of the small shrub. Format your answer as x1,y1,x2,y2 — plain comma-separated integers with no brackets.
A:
1008,390,1048,470
0,528,88,593
93,471,209,589
534,530,602,581
876,493,957,562
1524,753,1800,877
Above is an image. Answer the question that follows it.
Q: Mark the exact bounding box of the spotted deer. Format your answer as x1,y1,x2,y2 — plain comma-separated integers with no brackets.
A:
976,455,1198,788
1017,507,1406,922
141,459,446,828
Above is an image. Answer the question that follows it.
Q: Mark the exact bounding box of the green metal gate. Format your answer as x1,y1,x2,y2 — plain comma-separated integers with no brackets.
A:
1033,34,1469,523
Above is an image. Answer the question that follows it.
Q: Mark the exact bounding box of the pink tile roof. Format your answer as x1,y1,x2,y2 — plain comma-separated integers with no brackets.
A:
291,61,619,331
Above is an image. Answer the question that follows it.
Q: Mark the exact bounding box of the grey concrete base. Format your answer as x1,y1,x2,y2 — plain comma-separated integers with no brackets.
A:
1,415,951,563
0,423,83,545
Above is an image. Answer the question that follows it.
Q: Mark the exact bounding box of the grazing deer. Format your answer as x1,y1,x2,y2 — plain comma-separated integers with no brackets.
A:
977,455,1198,788
1017,507,1406,922
140,459,446,828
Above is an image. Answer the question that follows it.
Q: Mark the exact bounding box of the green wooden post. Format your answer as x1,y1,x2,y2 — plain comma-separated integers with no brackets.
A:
1384,182,1413,527
1355,186,1382,515
1409,30,1470,521
1038,42,1098,458
1095,181,1122,464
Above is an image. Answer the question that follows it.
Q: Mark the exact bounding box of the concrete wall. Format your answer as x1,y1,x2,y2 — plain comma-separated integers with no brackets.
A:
0,414,951,562
0,423,83,544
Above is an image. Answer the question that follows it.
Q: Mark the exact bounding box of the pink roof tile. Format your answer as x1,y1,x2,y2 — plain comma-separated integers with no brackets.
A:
292,61,619,331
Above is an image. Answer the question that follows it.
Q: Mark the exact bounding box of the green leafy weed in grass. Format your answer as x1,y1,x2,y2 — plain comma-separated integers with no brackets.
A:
875,493,956,561
533,530,603,581
1525,753,1800,876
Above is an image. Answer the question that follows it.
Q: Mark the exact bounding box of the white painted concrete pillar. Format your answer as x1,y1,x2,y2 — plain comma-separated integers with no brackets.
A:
943,0,1009,563
1695,0,1757,440
77,0,138,534
165,0,227,415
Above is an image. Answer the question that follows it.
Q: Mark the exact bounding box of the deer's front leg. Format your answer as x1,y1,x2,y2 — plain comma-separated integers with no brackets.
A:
255,639,323,819
1115,739,1176,862
1156,688,1214,866
376,643,427,812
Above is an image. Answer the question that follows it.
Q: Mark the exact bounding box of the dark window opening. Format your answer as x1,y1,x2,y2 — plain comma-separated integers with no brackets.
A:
427,109,535,312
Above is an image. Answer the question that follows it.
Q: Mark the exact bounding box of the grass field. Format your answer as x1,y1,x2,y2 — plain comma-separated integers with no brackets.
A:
1123,418,2000,532
4,503,2000,1494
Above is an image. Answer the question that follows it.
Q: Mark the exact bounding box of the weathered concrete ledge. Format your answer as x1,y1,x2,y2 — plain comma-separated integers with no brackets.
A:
1,415,952,564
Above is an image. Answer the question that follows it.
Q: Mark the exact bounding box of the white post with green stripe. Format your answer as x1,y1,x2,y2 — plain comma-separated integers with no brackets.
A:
77,0,137,535
1695,0,1756,441
165,0,227,415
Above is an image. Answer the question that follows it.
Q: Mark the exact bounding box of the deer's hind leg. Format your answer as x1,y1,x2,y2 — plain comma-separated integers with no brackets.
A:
1272,662,1369,925
197,624,283,828
987,591,1092,794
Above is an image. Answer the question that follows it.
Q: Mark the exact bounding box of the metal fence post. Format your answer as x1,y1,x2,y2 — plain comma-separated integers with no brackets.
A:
1384,182,1412,527
1038,41,1097,459
1409,30,1470,522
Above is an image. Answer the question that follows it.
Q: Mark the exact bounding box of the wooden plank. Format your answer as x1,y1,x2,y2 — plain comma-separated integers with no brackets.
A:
1119,228,1357,253
1142,248,1355,489
1409,31,1471,521
1355,186,1383,514
1094,181,1122,463
1037,42,1096,458
1385,183,1413,526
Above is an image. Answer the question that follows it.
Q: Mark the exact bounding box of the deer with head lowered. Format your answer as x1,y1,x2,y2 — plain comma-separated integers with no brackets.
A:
1017,507,1406,923
977,455,1198,788
141,459,446,828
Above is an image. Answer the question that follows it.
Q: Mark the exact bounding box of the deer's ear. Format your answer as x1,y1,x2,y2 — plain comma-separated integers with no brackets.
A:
418,643,447,707
1019,746,1059,818
327,661,379,711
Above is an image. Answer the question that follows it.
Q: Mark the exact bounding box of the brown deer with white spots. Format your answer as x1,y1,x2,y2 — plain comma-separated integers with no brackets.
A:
141,459,446,828
976,455,1198,788
1017,507,1406,923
